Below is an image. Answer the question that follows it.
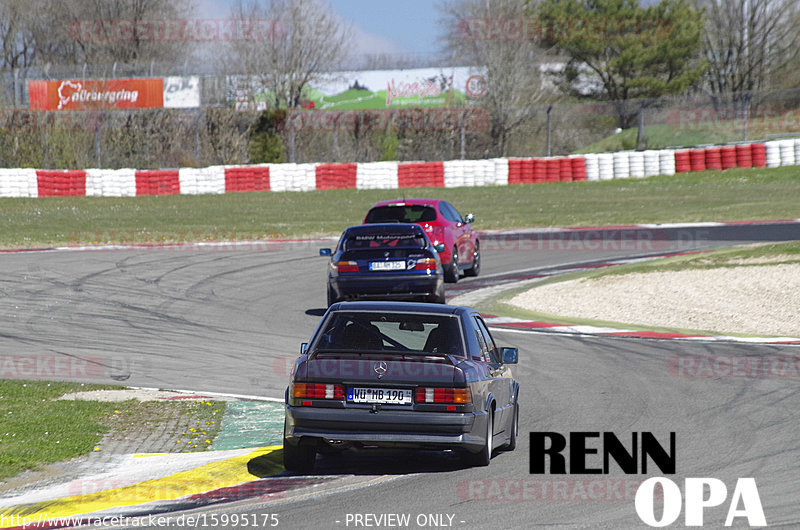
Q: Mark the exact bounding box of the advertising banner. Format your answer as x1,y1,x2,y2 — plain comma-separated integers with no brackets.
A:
164,76,200,108
229,67,485,111
28,78,164,111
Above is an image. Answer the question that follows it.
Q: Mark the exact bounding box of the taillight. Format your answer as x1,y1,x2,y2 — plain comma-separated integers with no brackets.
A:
415,387,471,404
423,225,445,246
335,261,359,273
414,258,438,271
293,383,345,400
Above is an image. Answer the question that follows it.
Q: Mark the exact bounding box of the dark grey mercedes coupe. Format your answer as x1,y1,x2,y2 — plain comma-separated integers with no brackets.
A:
283,301,520,473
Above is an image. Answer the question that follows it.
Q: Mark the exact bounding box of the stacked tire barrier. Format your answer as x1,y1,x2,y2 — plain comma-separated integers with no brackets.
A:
136,170,180,196
37,170,87,197
398,162,444,188
0,140,790,198
224,166,270,193
315,163,358,190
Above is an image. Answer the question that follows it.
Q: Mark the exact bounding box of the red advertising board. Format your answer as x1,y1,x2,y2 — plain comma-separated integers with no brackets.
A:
28,78,164,111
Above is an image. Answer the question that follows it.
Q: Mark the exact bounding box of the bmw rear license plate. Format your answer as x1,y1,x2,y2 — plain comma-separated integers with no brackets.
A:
369,260,406,271
348,387,412,405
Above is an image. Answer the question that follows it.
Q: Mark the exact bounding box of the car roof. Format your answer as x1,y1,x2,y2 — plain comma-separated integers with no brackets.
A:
328,301,474,316
369,198,443,208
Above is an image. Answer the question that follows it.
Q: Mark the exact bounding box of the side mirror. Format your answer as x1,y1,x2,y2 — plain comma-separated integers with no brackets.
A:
300,343,308,355
319,248,332,256
501,347,518,364
464,213,475,224
434,243,445,253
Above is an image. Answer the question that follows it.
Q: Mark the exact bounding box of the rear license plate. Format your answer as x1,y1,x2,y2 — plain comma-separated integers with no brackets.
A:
348,387,413,405
369,260,406,271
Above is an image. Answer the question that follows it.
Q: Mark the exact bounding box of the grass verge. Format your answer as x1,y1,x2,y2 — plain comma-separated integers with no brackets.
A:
1,166,799,248
480,242,800,338
0,381,226,481
575,123,799,153
0,381,121,480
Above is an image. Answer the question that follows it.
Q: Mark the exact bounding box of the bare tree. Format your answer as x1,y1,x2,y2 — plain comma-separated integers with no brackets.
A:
0,0,49,70
5,0,197,67
224,0,352,109
439,0,550,157
696,0,800,108
73,0,195,65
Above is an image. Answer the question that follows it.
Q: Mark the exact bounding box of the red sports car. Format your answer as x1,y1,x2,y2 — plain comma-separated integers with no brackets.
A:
364,199,480,283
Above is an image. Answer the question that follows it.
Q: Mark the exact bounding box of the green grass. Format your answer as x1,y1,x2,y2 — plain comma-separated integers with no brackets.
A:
576,122,799,153
576,124,737,153
479,241,800,338
1,166,799,249
0,381,227,480
0,381,122,480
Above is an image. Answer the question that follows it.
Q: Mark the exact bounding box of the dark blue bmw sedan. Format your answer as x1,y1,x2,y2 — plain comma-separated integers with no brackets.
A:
321,223,445,306
283,301,520,473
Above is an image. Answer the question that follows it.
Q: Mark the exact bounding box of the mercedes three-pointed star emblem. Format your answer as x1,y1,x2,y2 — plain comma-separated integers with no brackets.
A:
374,361,388,379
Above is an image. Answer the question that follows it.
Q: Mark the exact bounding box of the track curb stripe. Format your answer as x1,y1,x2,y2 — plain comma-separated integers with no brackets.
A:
0,446,282,527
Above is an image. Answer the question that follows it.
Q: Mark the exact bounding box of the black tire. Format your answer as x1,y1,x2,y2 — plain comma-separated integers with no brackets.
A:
444,247,459,284
326,285,338,307
283,439,317,474
464,241,480,277
501,398,519,451
464,410,493,467
429,284,446,304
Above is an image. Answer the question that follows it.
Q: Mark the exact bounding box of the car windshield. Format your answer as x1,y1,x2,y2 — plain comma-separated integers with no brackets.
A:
365,205,437,223
312,311,463,355
343,231,426,250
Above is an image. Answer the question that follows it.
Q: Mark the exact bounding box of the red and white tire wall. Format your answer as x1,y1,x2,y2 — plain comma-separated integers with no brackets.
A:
0,140,791,198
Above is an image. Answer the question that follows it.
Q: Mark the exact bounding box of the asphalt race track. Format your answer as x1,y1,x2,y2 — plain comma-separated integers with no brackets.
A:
1,222,799,528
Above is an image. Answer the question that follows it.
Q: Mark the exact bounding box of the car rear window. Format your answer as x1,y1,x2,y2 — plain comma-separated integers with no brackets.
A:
312,312,464,355
365,205,437,224
343,231,426,250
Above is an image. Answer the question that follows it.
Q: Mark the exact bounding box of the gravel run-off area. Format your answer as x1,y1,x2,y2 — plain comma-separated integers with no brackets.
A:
509,263,800,337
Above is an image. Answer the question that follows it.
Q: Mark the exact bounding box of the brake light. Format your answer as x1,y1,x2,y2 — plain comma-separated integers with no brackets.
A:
423,225,446,246
335,261,359,273
414,258,438,271
293,383,345,400
415,387,471,404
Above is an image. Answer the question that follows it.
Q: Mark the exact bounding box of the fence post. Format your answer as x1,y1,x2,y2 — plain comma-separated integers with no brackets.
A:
333,114,339,162
546,104,553,157
13,68,19,107
95,121,101,169
636,106,644,150
194,110,202,162
460,110,466,160
742,92,751,142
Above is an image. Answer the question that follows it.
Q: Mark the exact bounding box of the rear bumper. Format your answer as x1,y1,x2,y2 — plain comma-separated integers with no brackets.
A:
285,404,486,451
331,274,443,300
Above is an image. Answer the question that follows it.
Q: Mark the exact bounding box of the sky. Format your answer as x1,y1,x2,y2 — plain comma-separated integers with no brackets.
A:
197,0,442,57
